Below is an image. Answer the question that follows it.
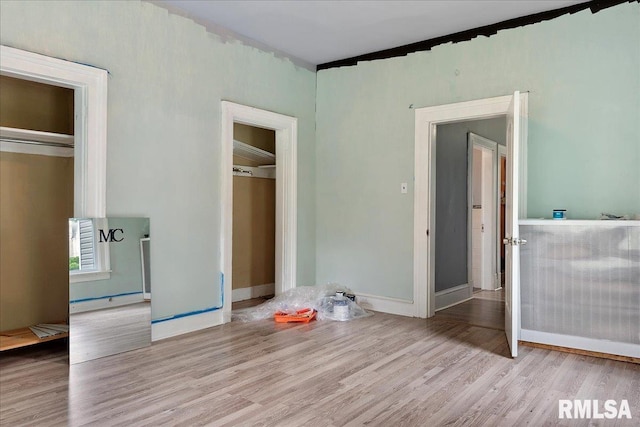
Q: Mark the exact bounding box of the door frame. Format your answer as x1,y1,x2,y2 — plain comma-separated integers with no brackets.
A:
220,101,297,322
469,132,499,291
414,93,527,318
0,45,107,217
497,145,507,287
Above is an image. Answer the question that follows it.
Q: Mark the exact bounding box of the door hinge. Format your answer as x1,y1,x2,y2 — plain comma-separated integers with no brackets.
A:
426,229,429,236
503,237,527,246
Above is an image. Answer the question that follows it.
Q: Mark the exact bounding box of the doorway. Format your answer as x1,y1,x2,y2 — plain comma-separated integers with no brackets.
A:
231,123,276,305
439,131,506,329
220,102,297,323
469,132,502,293
414,92,528,357
0,76,74,343
436,132,506,331
0,46,107,353
429,120,505,311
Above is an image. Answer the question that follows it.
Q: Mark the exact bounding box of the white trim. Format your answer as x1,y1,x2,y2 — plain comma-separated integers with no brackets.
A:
69,293,144,314
1,140,73,157
521,329,640,359
152,309,224,342
435,283,472,311
221,101,297,324
414,93,528,318
232,283,275,302
355,293,415,317
0,45,107,217
469,132,499,152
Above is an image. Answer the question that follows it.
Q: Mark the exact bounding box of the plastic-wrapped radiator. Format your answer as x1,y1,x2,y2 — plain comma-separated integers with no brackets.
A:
519,221,639,357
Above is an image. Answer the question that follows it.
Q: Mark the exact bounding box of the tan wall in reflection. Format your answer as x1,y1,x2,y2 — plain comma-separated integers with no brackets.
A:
0,152,73,331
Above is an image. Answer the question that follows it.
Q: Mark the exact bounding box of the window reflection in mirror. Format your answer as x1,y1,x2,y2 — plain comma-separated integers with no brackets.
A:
69,218,111,283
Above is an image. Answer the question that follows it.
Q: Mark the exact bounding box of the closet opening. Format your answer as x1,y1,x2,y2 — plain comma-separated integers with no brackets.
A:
0,46,107,355
231,123,276,309
220,101,298,323
0,75,74,351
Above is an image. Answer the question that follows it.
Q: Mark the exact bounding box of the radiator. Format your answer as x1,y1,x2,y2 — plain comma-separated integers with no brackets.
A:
520,222,639,346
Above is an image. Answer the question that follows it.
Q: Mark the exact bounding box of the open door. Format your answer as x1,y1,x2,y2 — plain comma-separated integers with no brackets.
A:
504,91,524,357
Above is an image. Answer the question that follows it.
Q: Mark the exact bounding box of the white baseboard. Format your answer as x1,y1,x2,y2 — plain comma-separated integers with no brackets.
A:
232,283,275,302
152,309,224,342
355,293,415,317
70,293,144,314
435,283,471,311
521,329,640,359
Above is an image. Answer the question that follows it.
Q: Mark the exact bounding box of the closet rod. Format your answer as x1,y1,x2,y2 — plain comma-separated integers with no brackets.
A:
0,137,74,148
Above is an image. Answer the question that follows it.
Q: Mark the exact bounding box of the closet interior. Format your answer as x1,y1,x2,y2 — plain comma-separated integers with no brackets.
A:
231,123,276,302
0,75,74,351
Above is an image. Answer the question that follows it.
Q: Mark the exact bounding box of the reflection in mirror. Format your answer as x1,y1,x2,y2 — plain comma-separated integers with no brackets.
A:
69,217,151,364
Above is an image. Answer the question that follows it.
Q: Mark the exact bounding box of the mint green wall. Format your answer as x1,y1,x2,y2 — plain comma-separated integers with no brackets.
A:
0,1,316,320
70,218,149,301
316,3,640,300
3,1,638,315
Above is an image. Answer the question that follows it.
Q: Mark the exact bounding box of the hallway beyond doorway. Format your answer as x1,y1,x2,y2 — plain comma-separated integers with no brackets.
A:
435,289,505,330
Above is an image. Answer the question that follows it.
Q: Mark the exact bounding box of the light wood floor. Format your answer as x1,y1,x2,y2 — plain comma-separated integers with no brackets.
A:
473,288,505,302
1,311,638,426
436,289,506,331
70,302,151,364
232,295,274,310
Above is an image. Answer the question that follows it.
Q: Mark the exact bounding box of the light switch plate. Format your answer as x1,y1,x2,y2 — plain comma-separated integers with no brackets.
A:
401,183,408,194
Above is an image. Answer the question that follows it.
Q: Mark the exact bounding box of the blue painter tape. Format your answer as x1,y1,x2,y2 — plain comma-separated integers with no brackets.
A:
152,305,222,324
151,274,226,324
220,272,225,306
70,291,142,304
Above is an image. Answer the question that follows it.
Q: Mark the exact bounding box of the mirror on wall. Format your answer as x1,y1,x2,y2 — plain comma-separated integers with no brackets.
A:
69,217,151,364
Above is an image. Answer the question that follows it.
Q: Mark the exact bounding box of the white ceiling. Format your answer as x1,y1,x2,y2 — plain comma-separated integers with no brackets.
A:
155,0,588,68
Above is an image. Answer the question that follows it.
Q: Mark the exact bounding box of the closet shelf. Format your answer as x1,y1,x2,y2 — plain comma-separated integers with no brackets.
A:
0,323,69,351
233,139,275,165
0,126,74,146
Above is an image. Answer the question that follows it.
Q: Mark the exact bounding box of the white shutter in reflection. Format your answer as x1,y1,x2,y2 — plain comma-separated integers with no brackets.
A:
79,219,96,270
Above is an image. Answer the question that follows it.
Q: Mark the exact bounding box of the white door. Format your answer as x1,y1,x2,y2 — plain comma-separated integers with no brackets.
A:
504,91,523,357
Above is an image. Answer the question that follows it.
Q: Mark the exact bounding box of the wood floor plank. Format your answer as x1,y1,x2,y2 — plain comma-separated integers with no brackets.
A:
1,310,638,426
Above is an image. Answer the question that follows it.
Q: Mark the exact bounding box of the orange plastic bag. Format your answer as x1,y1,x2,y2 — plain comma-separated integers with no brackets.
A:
274,308,317,323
